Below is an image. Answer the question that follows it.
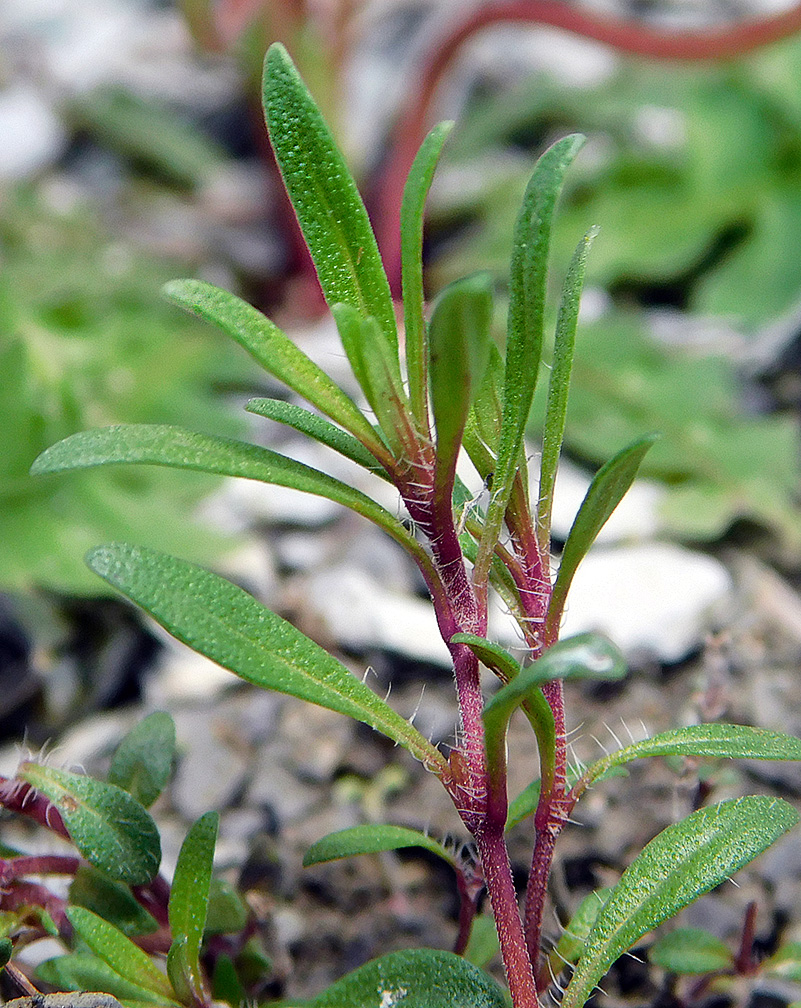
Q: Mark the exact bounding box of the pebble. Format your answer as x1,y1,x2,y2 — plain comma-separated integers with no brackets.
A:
558,542,734,663
171,707,250,819
298,564,451,667
0,86,66,178
548,454,668,545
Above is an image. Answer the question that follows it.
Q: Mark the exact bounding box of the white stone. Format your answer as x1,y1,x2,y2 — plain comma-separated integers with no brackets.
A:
147,637,238,704
548,455,667,544
558,542,733,663
302,565,451,667
0,86,66,178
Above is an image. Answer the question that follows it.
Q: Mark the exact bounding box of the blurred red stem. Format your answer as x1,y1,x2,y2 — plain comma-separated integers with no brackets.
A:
374,1,801,295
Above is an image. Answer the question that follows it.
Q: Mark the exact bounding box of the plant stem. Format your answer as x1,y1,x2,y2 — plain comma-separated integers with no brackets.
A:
525,678,568,975
735,900,759,976
475,826,538,1007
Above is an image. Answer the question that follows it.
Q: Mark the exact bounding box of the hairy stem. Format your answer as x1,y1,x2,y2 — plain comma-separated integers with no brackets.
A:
525,678,568,974
475,826,538,1007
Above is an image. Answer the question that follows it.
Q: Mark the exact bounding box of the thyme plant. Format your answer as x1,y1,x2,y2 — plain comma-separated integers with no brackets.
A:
20,43,801,1008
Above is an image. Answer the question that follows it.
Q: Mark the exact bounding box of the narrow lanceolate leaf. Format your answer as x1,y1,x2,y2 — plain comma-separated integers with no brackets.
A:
246,398,387,477
303,824,456,870
36,953,177,1006
474,134,584,587
428,274,494,498
464,343,504,471
481,634,625,799
537,227,598,553
450,632,521,685
163,279,386,459
18,764,160,885
649,928,734,975
551,889,612,967
304,949,506,1008
109,711,175,808
401,121,455,426
262,44,397,352
65,907,175,1001
169,812,218,974
560,795,799,1008
87,544,448,775
579,723,801,792
546,433,658,638
332,304,410,456
31,424,431,574
70,864,159,937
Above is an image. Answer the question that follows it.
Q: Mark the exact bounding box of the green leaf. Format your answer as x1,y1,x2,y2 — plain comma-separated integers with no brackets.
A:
537,227,597,551
474,134,584,586
246,397,386,476
70,865,159,937
547,434,657,637
108,711,175,808
0,936,11,968
551,889,612,968
70,85,225,190
18,764,160,885
32,424,427,565
539,314,801,558
463,913,501,969
507,765,628,831
561,795,799,1008
166,936,195,1005
401,121,455,426
481,634,625,799
331,304,409,454
168,811,218,983
303,824,456,870
650,928,734,975
262,44,397,349
65,906,175,1001
464,343,504,470
449,633,521,684
428,274,494,496
37,954,177,1006
581,723,801,789
204,877,248,935
303,948,507,1007
162,279,385,458
211,953,246,1008
764,941,801,982
87,543,447,774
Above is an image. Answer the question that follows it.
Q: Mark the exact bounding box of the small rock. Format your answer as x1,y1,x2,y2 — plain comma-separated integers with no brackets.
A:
171,707,249,819
548,456,667,544
299,565,451,667
0,86,66,178
147,638,239,704
558,542,733,663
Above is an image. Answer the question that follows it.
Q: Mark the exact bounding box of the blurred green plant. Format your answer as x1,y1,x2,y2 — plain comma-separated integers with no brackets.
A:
0,185,250,592
434,35,801,326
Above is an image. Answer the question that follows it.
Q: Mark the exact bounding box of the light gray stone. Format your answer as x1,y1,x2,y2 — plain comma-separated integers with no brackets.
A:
558,542,733,662
0,87,66,178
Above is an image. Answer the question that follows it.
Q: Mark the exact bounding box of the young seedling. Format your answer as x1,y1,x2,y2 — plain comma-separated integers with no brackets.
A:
23,43,801,1008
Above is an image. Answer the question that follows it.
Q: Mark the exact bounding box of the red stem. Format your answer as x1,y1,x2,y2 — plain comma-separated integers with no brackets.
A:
525,678,568,976
0,777,69,840
374,1,801,294
475,826,538,1006
735,899,759,976
0,855,81,882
